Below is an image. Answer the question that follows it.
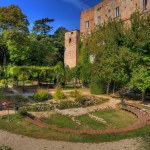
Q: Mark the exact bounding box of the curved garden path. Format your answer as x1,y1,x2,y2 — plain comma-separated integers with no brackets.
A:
0,130,139,150
25,103,150,135
59,93,120,116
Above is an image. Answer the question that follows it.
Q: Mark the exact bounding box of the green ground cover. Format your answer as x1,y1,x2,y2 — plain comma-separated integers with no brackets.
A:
41,114,81,129
76,109,137,130
0,114,149,143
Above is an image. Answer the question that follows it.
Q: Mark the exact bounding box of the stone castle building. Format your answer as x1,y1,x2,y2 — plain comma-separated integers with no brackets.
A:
64,0,150,68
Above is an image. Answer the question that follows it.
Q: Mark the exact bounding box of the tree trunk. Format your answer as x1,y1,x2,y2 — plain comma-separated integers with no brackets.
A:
107,81,110,94
113,82,116,94
22,80,25,92
142,92,145,103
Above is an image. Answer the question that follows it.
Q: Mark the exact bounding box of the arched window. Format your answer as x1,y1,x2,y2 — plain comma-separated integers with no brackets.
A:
97,16,101,25
69,38,72,43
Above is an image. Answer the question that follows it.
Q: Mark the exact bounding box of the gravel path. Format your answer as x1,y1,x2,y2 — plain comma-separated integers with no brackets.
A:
0,130,139,150
60,94,120,116
0,110,15,116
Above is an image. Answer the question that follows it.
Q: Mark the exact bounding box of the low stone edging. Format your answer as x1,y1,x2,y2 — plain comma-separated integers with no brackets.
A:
25,103,150,135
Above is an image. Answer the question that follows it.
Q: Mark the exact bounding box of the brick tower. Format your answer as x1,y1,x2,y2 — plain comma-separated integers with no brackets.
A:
64,30,80,68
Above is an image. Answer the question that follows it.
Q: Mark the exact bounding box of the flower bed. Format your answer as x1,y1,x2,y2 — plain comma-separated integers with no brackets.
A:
24,96,109,111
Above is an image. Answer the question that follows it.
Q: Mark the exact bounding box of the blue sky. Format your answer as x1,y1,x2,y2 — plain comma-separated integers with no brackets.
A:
0,0,100,33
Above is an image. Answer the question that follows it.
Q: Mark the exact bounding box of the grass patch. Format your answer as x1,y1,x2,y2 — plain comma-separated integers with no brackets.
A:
76,115,107,130
92,109,137,129
41,114,81,129
76,109,137,130
0,112,149,143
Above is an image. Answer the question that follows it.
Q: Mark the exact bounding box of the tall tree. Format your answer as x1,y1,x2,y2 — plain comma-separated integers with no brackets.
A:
3,29,30,65
0,4,29,67
0,4,29,32
32,18,54,35
28,34,57,66
53,27,68,63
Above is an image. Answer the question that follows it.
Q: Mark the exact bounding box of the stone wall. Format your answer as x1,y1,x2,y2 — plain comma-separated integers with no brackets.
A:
80,0,150,35
80,7,95,36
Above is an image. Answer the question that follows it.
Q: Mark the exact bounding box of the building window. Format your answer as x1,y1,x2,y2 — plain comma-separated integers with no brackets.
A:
97,16,101,25
143,0,147,10
97,7,101,13
85,21,90,29
135,3,138,9
69,38,72,43
115,7,120,17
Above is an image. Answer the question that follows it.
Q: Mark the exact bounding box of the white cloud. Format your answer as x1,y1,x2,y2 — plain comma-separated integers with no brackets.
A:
61,0,89,9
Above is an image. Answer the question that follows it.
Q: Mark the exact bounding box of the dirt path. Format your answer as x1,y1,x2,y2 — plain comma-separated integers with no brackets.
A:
60,94,120,116
0,130,139,150
0,110,15,116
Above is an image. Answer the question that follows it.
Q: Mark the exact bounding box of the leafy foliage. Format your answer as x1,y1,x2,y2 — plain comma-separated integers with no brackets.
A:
32,89,50,102
18,107,28,116
77,12,150,101
32,18,54,35
0,145,14,150
53,86,65,100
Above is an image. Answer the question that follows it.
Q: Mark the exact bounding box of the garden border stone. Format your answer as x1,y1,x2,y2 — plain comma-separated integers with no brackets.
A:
25,103,150,135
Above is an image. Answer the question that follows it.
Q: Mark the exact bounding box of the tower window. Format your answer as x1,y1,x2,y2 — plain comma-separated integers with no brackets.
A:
136,3,138,9
143,0,147,10
69,38,72,43
115,7,120,17
97,7,101,13
85,21,90,29
97,16,101,25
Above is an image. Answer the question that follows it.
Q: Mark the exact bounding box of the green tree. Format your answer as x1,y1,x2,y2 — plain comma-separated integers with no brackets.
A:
0,4,29,32
32,18,54,35
28,34,56,66
130,66,150,102
52,27,68,63
0,4,29,67
3,29,30,65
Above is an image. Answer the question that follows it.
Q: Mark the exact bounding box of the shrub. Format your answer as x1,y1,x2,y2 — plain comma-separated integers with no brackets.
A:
57,101,81,110
69,89,81,98
0,145,14,150
75,95,90,106
53,86,65,100
32,104,52,111
75,96,109,107
33,89,50,102
18,107,28,116
0,79,9,88
0,89,7,101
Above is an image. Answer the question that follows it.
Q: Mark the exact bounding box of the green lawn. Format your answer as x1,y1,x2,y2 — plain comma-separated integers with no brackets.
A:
0,109,149,143
41,109,137,130
92,109,137,129
41,114,81,129
76,109,137,130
